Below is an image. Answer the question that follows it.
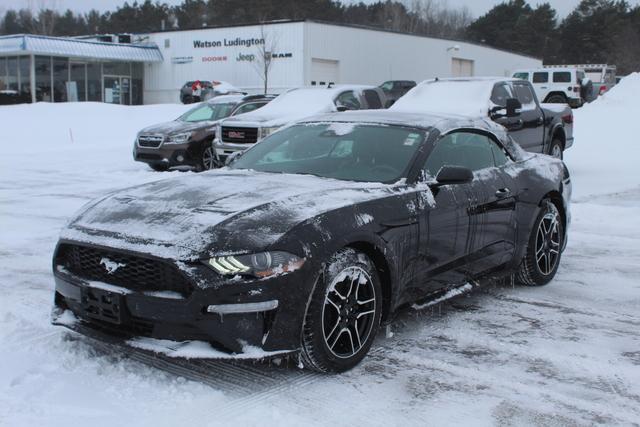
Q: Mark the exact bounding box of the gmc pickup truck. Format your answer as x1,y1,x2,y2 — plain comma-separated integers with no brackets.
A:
391,77,574,159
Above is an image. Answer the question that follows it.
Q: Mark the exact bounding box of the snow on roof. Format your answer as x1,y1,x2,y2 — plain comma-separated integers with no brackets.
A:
0,34,163,62
390,78,504,118
207,94,245,104
232,86,371,122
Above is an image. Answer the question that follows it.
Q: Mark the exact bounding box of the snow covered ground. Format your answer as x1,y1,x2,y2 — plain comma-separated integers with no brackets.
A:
1,76,640,426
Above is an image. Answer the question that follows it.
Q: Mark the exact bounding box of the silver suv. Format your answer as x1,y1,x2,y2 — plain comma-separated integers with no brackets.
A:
214,85,386,161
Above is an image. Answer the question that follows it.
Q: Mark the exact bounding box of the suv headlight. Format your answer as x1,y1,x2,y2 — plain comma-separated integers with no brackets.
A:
260,126,280,139
165,132,192,144
204,251,305,278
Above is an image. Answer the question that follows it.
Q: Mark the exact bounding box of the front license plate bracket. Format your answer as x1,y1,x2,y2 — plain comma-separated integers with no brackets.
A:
82,286,125,325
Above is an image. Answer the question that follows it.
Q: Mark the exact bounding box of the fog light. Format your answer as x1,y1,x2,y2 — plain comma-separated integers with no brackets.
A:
206,300,278,314
177,155,184,162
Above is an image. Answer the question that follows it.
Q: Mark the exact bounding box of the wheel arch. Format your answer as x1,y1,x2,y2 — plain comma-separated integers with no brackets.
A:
344,241,394,323
541,190,567,234
543,91,568,103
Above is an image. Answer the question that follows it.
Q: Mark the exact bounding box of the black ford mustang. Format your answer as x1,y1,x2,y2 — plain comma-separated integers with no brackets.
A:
52,111,571,372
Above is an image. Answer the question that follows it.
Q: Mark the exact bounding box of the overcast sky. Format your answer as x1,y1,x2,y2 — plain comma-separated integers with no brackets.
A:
2,0,640,18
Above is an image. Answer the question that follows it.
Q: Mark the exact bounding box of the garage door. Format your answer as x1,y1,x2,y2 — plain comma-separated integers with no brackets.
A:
311,58,339,86
452,58,474,77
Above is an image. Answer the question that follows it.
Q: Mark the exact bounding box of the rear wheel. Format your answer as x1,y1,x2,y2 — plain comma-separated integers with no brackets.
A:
517,201,564,286
301,249,382,373
546,94,567,104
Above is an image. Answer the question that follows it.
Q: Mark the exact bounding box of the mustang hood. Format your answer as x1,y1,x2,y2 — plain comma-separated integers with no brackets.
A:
61,169,400,260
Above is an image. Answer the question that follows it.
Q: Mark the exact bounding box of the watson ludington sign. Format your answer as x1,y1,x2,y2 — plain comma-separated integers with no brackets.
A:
193,37,265,48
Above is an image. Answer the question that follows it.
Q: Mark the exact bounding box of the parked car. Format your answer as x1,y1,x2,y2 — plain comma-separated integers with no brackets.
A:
545,64,616,98
512,67,592,107
134,94,275,171
215,85,386,162
391,77,574,159
179,80,245,104
379,80,416,106
52,110,571,372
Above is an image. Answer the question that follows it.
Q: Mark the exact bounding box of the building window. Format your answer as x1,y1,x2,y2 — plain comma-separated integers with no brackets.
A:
87,62,102,102
69,62,87,102
0,57,6,90
35,56,52,102
7,57,18,91
131,62,143,105
52,57,69,102
19,56,31,100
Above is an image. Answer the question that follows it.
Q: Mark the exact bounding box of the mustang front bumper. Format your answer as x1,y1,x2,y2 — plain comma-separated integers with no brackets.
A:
52,246,314,356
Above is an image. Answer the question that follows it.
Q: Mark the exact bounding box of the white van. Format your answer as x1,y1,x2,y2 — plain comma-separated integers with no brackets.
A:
512,67,590,108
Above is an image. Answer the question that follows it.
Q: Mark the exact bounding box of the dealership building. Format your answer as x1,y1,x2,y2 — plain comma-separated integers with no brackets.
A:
0,20,541,105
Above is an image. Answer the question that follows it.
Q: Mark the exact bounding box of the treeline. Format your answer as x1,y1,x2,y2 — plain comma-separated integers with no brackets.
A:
1,0,639,74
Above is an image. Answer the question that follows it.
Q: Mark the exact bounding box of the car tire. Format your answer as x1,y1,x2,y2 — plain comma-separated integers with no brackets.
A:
517,200,564,286
546,94,567,104
548,138,563,159
149,164,168,172
300,248,382,373
197,144,217,171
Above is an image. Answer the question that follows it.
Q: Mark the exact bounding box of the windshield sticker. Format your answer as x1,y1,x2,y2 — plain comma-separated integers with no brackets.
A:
403,133,421,146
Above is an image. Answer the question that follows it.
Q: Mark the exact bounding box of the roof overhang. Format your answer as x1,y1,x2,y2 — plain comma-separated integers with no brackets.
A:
0,34,163,62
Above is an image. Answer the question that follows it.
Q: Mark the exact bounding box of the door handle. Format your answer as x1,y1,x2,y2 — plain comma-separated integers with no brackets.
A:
495,188,511,199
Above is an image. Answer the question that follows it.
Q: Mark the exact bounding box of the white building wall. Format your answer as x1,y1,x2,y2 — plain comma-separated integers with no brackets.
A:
303,22,542,86
143,22,305,104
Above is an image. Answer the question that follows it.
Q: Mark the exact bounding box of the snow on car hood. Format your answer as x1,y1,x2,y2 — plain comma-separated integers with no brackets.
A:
138,120,212,135
61,169,403,260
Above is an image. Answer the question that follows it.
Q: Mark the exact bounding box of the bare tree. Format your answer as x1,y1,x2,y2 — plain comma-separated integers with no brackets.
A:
25,0,58,35
252,25,279,94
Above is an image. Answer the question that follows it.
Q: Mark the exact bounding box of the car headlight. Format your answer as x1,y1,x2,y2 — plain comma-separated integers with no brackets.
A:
165,132,192,144
204,251,305,278
260,126,280,139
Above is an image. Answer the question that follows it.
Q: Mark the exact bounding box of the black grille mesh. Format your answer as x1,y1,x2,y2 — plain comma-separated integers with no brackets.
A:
57,244,192,296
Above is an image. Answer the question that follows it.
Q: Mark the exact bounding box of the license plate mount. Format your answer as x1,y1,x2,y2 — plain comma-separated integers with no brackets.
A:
82,286,125,325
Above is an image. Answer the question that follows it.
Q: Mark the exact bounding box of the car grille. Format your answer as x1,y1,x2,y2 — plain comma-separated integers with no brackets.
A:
221,126,258,144
137,134,163,148
56,244,193,296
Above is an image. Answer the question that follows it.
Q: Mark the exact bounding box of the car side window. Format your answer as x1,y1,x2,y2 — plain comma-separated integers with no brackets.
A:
491,139,510,167
423,132,496,177
532,72,549,83
553,72,571,83
512,83,536,110
490,83,514,107
336,91,361,110
513,72,529,80
233,102,265,115
363,89,382,109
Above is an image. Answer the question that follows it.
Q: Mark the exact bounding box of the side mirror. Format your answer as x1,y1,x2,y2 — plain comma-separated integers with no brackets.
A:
225,150,244,166
505,98,522,117
434,165,473,185
336,104,349,112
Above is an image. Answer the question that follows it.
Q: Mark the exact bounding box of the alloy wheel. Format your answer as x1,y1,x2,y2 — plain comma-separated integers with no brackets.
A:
535,212,561,275
321,266,377,359
202,146,215,170
551,144,563,159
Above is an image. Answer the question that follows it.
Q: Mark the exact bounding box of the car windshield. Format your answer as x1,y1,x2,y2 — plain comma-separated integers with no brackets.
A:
230,123,425,183
179,102,236,122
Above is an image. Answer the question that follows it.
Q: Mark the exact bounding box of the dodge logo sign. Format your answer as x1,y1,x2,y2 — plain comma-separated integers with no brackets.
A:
229,131,245,139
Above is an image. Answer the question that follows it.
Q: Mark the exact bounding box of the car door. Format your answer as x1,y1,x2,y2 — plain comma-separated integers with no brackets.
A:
362,89,383,109
415,130,518,293
509,81,545,153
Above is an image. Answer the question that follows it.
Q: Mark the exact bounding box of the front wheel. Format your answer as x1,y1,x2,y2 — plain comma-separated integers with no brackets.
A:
197,144,219,171
517,201,564,286
300,249,382,373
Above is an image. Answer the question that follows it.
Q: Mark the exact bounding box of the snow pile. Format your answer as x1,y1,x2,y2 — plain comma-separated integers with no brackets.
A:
566,72,640,199
391,78,495,117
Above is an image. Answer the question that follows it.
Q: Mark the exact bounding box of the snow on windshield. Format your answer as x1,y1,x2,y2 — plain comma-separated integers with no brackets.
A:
391,79,495,118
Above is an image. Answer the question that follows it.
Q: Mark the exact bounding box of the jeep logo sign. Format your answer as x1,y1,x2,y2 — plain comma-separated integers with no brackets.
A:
236,53,255,62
